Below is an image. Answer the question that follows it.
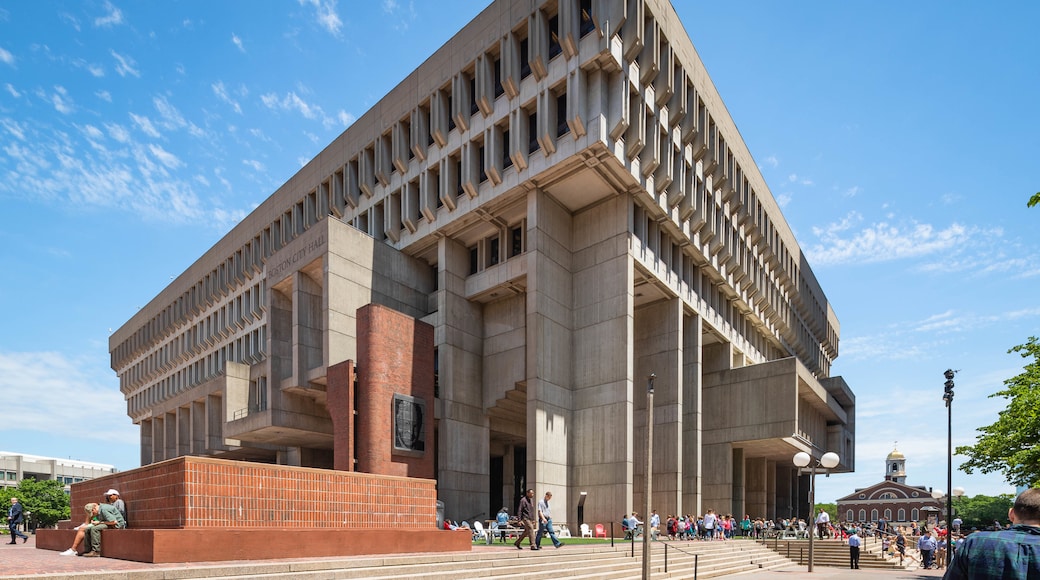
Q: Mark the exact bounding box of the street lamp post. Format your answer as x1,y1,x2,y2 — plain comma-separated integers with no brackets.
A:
793,451,840,573
943,369,956,563
642,373,655,580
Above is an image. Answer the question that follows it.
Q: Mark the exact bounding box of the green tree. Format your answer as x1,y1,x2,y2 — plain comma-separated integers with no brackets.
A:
0,478,70,530
954,494,1014,530
1030,192,1040,208
955,337,1040,487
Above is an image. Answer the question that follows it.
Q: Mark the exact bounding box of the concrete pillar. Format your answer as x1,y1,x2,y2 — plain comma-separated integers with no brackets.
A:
634,297,682,517
140,419,153,466
745,456,768,518
732,447,745,517
435,236,489,521
681,312,702,515
564,192,631,528
702,443,732,515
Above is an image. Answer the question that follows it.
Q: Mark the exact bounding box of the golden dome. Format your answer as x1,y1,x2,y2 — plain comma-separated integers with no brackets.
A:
887,448,905,460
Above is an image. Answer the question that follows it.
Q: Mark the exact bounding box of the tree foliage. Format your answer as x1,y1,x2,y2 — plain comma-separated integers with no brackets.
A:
0,478,71,529
1030,192,1040,208
955,337,1040,487
954,494,1014,530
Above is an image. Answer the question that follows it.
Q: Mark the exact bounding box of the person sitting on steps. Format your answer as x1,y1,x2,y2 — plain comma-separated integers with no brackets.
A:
60,502,126,557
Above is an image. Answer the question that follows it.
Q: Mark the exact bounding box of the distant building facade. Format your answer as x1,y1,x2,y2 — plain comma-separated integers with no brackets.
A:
836,447,943,525
0,451,117,489
109,0,856,527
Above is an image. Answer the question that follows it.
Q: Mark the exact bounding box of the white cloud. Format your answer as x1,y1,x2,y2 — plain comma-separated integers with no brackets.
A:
2,118,25,140
96,90,112,102
261,90,355,130
232,33,245,52
152,95,185,129
243,159,265,172
212,81,242,114
774,193,791,208
763,155,779,168
49,85,74,114
382,0,417,30
88,63,105,77
148,143,183,169
105,123,130,143
843,186,860,197
94,1,124,27
4,83,19,97
0,351,136,445
110,49,140,77
804,212,992,267
299,0,342,35
129,113,160,138
0,46,13,66
82,124,104,140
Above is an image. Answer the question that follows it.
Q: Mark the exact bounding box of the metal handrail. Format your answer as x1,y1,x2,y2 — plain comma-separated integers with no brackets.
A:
661,543,699,579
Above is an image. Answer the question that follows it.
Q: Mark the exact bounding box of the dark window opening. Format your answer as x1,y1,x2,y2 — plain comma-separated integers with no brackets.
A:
447,93,456,132
455,158,464,197
556,92,569,138
502,129,513,169
469,247,479,274
520,36,531,79
478,144,487,182
528,112,539,153
469,76,478,116
493,57,504,97
549,14,562,59
510,226,523,257
580,0,595,37
488,237,500,266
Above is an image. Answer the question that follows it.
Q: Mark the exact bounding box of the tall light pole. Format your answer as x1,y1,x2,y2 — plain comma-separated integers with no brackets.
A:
793,451,840,573
943,369,956,556
642,373,655,580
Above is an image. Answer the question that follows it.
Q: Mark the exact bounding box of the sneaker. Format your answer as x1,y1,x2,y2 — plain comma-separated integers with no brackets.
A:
59,548,77,556
82,551,100,557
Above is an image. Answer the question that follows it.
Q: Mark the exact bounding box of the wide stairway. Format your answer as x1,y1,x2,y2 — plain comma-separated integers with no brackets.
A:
756,537,907,571
14,540,794,580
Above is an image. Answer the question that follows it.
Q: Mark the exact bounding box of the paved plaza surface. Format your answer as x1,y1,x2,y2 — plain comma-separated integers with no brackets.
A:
0,535,949,579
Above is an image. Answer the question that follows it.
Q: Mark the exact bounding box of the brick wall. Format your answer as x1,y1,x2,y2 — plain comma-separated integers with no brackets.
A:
356,303,435,478
327,359,356,471
70,456,437,529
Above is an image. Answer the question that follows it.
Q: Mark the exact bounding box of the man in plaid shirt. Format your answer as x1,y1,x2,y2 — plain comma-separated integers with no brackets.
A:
944,488,1040,579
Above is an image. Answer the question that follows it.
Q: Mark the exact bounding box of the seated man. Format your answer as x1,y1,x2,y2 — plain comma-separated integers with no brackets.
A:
60,502,126,557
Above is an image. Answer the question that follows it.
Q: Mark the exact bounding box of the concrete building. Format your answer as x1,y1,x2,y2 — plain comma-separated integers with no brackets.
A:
109,0,856,528
0,451,117,489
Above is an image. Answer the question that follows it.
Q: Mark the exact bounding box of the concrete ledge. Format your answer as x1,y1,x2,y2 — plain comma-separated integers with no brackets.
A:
36,527,472,563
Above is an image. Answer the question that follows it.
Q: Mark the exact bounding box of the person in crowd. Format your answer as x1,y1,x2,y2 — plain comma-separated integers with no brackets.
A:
104,489,126,525
848,528,862,569
702,509,717,540
514,489,537,550
944,488,1040,579
6,498,29,544
649,509,660,540
815,508,830,539
534,490,563,549
495,506,509,542
919,529,937,569
60,502,125,557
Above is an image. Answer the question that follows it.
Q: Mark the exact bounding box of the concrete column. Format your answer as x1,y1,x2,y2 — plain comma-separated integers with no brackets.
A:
681,312,702,515
634,297,682,517
732,447,745,517
177,406,191,456
702,443,732,515
435,236,489,521
775,463,794,519
140,418,153,466
745,457,768,518
525,189,576,520
565,192,631,527
191,400,206,454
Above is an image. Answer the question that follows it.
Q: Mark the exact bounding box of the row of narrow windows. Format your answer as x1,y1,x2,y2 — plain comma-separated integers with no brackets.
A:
847,509,917,523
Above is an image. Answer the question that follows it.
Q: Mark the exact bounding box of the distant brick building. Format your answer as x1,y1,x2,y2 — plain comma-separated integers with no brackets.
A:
836,447,943,525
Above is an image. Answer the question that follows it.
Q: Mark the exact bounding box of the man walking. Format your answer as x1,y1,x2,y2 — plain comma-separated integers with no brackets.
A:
534,491,563,548
514,489,538,550
7,498,29,544
944,488,1040,579
848,528,862,569
919,530,937,569
815,508,830,539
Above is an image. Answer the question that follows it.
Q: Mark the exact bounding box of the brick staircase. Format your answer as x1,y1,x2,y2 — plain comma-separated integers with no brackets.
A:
7,540,794,580
756,537,908,571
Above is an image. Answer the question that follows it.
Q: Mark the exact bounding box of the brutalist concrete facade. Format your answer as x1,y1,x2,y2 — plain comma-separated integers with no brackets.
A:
110,0,855,528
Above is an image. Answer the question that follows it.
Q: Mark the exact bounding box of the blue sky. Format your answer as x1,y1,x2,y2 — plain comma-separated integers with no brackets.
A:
1,1,1037,505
